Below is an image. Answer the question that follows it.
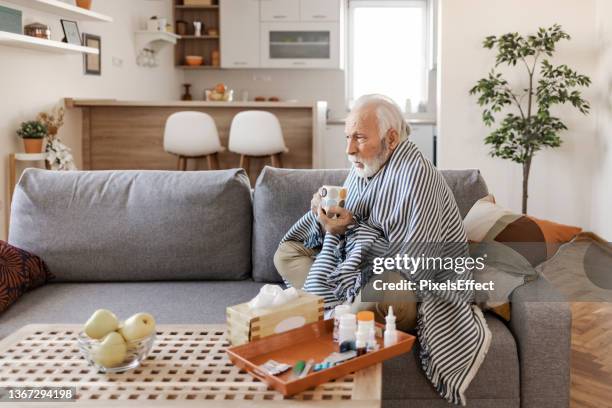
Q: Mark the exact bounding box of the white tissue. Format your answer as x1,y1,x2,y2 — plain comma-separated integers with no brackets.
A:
248,285,299,309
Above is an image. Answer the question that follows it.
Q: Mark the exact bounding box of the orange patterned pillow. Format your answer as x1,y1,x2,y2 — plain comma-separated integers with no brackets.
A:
0,241,54,313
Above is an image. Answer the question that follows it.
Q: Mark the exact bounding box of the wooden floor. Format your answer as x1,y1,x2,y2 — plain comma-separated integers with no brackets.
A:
571,302,612,408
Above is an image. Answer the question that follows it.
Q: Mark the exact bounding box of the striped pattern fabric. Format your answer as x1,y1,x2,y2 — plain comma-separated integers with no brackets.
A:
281,140,491,405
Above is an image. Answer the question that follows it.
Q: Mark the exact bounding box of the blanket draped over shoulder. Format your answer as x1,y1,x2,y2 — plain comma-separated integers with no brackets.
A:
281,140,492,405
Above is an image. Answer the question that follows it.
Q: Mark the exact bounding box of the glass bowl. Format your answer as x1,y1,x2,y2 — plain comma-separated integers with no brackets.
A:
205,89,233,101
77,331,156,374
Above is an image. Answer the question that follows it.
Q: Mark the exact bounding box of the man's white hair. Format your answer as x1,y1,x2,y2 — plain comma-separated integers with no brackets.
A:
352,94,411,141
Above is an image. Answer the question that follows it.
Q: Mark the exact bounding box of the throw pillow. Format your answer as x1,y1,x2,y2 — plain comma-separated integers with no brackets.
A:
464,195,582,266
0,241,54,313
464,195,581,320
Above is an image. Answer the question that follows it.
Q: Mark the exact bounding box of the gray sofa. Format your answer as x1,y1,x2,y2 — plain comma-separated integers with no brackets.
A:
2,167,571,408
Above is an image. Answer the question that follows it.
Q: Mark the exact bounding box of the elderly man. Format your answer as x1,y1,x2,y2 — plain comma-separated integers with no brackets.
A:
273,94,491,406
274,94,419,329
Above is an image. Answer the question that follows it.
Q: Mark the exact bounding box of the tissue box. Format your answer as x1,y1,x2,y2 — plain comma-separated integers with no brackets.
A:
227,291,324,346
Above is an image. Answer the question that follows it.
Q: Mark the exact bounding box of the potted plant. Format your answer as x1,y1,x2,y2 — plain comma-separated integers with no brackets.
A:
16,120,47,153
470,24,590,214
37,106,76,171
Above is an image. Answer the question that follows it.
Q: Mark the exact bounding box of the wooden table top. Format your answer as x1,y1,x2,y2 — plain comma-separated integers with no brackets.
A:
0,324,381,407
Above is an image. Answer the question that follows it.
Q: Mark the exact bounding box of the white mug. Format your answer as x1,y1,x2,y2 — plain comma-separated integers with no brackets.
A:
319,185,348,214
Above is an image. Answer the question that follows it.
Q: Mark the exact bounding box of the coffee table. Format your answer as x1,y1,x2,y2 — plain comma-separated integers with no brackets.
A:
0,324,381,407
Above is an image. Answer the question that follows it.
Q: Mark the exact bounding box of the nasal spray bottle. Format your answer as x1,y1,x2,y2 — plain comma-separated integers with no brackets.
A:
384,306,398,347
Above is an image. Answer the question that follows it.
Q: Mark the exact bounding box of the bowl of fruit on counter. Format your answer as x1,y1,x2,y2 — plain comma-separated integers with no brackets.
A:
205,83,233,101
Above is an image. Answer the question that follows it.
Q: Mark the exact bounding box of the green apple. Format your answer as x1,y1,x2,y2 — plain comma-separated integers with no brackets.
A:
84,309,119,339
91,332,127,368
119,313,156,341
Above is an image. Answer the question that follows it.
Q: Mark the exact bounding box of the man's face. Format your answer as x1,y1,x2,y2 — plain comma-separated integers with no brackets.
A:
345,106,391,178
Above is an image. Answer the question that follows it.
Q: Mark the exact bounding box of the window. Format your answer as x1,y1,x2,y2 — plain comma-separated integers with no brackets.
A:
347,0,432,113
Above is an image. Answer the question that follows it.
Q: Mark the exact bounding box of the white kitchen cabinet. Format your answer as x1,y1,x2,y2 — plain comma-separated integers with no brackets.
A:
409,124,436,164
260,0,300,22
260,22,340,68
220,0,260,68
300,0,340,21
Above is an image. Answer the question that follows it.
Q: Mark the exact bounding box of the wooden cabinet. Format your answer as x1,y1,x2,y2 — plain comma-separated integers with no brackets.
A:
220,0,260,68
173,0,221,69
260,0,300,21
300,0,340,21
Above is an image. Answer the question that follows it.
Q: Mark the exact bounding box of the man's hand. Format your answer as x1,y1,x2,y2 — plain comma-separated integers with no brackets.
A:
317,206,355,235
310,191,322,215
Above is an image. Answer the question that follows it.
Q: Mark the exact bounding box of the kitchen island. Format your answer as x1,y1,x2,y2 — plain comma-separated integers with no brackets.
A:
65,99,327,183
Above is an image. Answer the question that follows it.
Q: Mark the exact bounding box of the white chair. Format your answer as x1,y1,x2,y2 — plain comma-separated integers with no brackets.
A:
228,111,288,173
163,111,224,171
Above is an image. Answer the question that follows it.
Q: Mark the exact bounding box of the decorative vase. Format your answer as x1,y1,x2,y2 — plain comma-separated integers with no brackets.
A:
23,138,44,154
76,0,92,10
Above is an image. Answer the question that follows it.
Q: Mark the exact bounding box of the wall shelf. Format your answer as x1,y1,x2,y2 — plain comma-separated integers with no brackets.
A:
135,30,180,50
179,35,219,40
3,0,113,22
175,5,219,9
177,65,220,70
0,31,100,54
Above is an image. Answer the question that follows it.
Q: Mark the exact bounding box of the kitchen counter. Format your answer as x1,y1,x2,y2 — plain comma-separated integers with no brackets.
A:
65,99,327,184
66,99,318,109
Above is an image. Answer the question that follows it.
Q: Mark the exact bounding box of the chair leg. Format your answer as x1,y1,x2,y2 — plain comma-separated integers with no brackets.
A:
207,153,220,170
239,155,250,174
211,153,220,170
182,157,188,171
177,156,184,171
273,153,283,168
270,154,278,167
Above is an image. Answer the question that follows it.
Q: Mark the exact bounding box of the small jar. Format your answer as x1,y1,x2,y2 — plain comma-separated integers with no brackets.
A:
337,313,356,345
333,305,351,343
356,311,375,333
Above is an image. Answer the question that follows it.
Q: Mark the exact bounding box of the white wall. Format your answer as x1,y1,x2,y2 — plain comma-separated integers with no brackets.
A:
591,0,612,240
438,0,599,231
0,0,183,239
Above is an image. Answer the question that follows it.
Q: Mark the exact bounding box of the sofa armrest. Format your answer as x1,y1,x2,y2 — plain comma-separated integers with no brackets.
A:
509,277,571,408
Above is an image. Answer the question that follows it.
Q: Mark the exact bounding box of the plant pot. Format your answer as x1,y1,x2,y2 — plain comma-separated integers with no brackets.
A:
23,138,44,154
76,0,92,10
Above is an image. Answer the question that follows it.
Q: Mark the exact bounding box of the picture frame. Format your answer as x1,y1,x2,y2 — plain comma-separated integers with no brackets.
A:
83,33,101,75
60,19,81,45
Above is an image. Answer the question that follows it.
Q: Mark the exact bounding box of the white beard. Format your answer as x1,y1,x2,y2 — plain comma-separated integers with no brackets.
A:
348,140,390,178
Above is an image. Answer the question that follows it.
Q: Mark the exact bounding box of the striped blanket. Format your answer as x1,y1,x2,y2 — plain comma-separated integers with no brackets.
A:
281,140,491,405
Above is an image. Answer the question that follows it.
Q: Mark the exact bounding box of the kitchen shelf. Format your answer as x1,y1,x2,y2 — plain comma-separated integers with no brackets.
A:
179,35,219,39
135,30,180,47
177,65,220,70
0,31,99,54
3,0,113,22
175,5,219,9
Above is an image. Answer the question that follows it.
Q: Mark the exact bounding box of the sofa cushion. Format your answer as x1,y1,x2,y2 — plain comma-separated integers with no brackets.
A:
383,315,519,406
0,281,265,339
252,167,489,282
252,167,348,282
9,169,253,282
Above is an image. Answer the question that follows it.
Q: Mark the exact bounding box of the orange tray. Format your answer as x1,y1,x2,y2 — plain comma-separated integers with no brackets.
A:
226,319,416,396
